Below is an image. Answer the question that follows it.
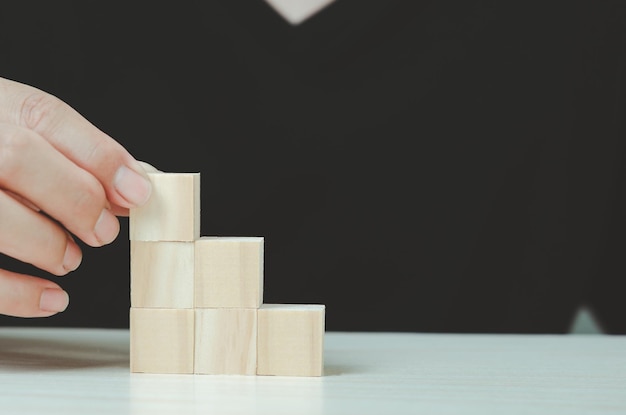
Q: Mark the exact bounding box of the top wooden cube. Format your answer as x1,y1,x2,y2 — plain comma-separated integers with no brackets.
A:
129,172,200,241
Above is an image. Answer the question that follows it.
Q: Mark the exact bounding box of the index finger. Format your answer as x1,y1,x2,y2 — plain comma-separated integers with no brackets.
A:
0,77,152,213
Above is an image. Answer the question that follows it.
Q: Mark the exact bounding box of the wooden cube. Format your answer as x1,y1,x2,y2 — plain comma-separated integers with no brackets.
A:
129,172,200,241
257,304,325,377
130,308,194,374
195,237,264,308
130,241,194,308
194,308,257,375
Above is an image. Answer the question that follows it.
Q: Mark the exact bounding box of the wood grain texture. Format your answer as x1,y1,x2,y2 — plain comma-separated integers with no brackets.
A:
130,241,194,308
129,172,200,241
130,308,194,374
194,308,257,375
257,304,325,377
195,237,264,308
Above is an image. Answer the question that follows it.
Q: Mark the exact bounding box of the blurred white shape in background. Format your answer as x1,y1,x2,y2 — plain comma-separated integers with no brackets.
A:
264,0,336,25
569,306,604,334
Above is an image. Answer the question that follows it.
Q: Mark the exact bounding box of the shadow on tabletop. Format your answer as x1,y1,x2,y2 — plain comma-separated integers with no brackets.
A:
0,332,128,372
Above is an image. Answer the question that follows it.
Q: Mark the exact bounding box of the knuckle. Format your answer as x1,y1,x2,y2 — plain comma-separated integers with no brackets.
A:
83,135,108,166
0,128,29,180
18,91,65,134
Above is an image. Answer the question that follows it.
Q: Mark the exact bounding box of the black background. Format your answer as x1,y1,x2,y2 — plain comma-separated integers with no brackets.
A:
0,1,624,333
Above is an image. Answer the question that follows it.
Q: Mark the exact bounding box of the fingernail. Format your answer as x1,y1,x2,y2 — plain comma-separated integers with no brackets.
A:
40,288,69,313
114,165,152,207
63,237,82,272
94,209,120,245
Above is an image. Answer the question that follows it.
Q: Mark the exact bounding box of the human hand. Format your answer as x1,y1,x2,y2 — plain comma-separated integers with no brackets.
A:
0,77,153,318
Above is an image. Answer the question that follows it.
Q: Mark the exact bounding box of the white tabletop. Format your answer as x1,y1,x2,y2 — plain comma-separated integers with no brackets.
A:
0,327,623,414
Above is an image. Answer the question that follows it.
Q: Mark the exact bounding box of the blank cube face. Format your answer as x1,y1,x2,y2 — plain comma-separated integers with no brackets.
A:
257,304,325,377
195,237,264,308
130,308,194,374
130,241,194,308
194,309,257,375
129,172,200,241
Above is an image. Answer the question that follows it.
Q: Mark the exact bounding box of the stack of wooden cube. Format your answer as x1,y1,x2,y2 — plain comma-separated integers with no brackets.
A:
128,172,325,376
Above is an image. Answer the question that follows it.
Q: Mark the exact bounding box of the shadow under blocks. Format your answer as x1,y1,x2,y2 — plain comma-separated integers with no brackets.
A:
128,172,326,376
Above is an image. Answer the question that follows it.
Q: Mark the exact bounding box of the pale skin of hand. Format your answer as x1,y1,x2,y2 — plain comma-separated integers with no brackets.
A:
0,77,155,318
